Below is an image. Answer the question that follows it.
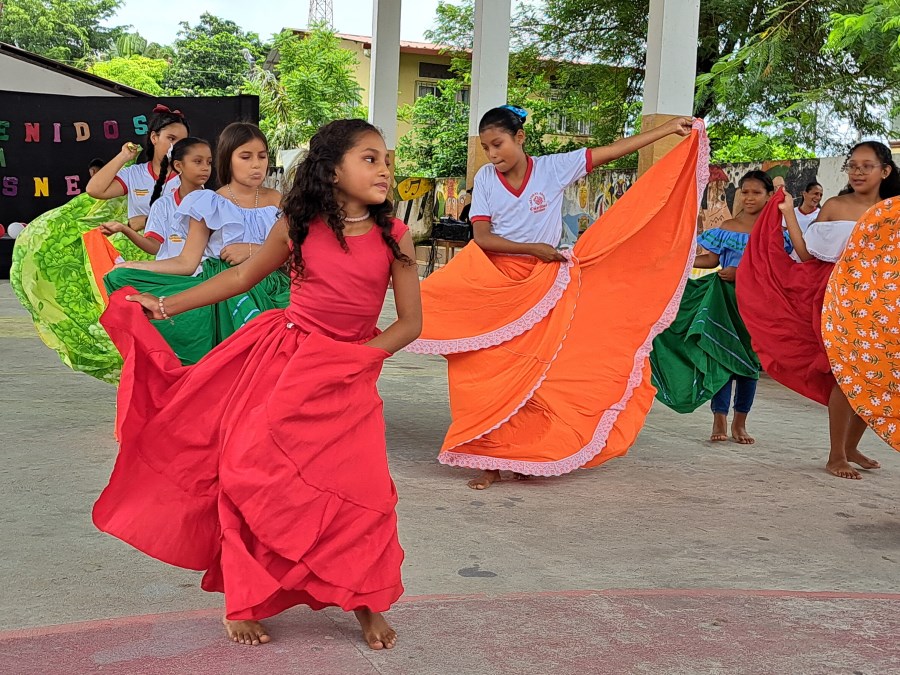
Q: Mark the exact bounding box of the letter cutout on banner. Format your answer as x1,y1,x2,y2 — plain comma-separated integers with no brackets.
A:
0,147,5,168
74,122,91,142
53,122,62,143
24,123,40,143
65,175,81,196
2,177,18,197
103,120,120,140
0,121,9,141
133,115,148,136
34,177,49,197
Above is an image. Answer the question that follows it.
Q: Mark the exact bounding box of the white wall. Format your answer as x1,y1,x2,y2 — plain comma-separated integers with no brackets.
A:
0,54,124,97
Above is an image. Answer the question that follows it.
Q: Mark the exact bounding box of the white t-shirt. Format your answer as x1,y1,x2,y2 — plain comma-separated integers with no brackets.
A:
114,162,180,219
793,206,820,234
469,149,593,247
144,190,193,264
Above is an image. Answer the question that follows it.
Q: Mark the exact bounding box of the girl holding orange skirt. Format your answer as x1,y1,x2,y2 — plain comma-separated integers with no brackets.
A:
406,106,705,489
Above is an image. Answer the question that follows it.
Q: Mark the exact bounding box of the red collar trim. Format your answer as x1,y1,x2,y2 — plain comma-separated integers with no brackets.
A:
497,157,533,198
798,205,818,216
146,162,179,183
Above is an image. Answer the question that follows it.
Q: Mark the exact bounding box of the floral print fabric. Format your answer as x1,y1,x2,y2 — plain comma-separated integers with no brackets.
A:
10,194,153,383
822,197,900,452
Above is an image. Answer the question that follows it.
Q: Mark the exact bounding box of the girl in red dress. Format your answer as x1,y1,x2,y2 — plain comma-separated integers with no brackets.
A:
93,119,422,648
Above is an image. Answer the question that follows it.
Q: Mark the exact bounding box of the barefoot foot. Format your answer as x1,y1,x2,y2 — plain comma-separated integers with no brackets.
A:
354,609,397,650
710,413,728,442
826,460,862,480
846,448,881,470
223,617,271,646
731,423,755,445
467,470,500,490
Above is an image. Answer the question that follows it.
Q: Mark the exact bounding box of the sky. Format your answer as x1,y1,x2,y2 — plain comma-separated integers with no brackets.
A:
104,0,442,44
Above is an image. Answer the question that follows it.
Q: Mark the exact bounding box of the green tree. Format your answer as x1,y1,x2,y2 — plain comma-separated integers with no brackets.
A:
88,55,169,95
826,1,900,119
431,0,881,152
707,125,816,163
166,13,268,96
397,79,469,177
244,28,365,151
0,0,123,64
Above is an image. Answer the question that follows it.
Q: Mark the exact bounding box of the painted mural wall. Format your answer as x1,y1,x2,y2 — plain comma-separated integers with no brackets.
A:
371,156,849,244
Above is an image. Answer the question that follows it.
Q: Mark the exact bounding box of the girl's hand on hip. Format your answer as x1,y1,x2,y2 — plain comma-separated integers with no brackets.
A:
529,243,567,263
220,243,253,266
717,266,737,282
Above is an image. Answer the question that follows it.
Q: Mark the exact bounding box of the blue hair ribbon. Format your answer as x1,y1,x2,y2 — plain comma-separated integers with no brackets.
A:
500,104,528,121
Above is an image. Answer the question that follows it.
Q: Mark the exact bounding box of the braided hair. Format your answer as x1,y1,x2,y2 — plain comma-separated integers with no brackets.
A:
281,119,412,281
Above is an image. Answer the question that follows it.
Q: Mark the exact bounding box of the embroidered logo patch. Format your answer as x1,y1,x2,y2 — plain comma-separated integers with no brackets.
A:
134,189,149,196
168,234,184,243
529,192,547,214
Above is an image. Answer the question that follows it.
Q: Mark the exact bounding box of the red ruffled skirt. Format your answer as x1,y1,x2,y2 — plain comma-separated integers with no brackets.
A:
737,191,835,405
94,290,404,620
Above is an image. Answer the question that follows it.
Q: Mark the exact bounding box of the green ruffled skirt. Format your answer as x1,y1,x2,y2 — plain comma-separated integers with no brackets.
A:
104,259,290,366
649,273,760,413
10,194,153,383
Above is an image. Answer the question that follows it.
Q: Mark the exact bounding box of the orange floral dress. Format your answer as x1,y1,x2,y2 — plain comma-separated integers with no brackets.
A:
822,197,900,452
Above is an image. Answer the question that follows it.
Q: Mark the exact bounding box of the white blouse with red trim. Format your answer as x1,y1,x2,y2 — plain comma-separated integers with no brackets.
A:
114,162,181,219
469,148,592,247
144,189,195,267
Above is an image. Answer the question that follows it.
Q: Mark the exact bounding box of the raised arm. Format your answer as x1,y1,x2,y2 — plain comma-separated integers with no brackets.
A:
365,232,423,354
86,142,141,200
589,117,693,168
780,192,812,261
128,220,293,319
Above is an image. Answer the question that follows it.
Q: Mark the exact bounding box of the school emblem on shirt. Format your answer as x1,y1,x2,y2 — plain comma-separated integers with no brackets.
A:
529,192,548,214
134,188,149,196
168,234,184,243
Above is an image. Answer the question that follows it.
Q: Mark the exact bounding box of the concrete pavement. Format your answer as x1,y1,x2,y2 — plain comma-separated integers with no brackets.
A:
1,281,898,674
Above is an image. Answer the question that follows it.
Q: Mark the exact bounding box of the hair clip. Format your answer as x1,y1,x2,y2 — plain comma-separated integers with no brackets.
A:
500,104,528,121
153,103,184,118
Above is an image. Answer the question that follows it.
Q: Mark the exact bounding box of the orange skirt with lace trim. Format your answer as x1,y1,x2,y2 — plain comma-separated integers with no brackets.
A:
406,125,709,475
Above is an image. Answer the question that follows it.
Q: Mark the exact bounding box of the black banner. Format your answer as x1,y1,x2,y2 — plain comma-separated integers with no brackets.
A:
0,91,259,225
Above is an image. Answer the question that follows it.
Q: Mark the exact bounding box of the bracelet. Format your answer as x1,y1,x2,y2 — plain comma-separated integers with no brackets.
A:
158,295,175,325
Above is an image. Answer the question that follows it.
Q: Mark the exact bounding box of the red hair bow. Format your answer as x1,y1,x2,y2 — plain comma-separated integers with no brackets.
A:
153,103,183,118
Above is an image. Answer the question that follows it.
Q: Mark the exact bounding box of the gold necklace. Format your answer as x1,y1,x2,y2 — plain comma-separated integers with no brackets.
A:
226,183,259,208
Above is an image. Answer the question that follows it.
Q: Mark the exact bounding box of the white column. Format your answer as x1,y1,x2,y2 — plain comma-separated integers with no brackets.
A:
467,0,511,182
642,0,700,116
368,0,401,150
638,0,700,174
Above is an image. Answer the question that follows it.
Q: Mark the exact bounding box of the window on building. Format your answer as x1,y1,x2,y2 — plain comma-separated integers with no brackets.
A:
415,80,471,103
548,93,594,136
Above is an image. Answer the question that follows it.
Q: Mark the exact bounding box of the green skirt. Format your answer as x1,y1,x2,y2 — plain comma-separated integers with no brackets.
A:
9,194,154,383
104,258,290,365
649,273,760,413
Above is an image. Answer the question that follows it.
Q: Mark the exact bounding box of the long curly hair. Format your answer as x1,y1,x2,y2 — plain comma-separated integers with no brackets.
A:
281,119,411,280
